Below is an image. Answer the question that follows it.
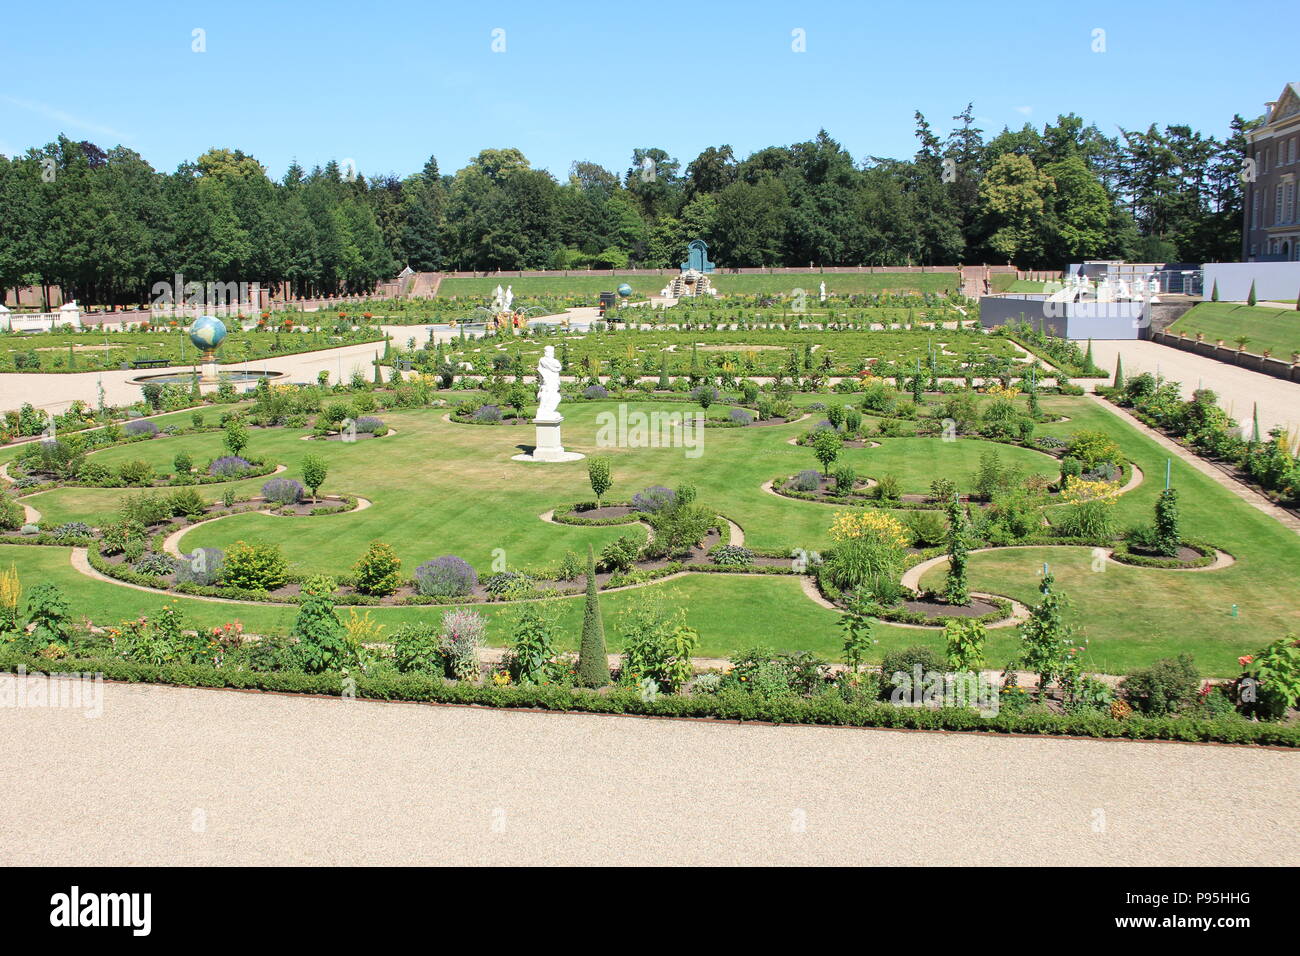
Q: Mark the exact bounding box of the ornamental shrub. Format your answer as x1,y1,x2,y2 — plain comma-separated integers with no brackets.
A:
826,510,910,605
49,521,93,541
414,555,478,597
125,420,158,437
392,621,441,675
582,384,608,400
878,645,946,701
1153,488,1180,556
355,416,385,434
439,608,486,682
729,407,753,426
167,486,207,518
352,541,402,596
208,456,252,478
833,465,857,494
1121,654,1200,715
473,404,502,423
1067,430,1122,468
134,552,177,577
176,547,224,586
710,545,754,567
0,496,24,532
576,546,610,687
262,477,304,506
117,460,155,486
292,576,355,674
220,540,290,592
505,604,560,684
791,469,821,492
905,509,948,548
482,571,535,599
598,534,641,573
631,485,675,513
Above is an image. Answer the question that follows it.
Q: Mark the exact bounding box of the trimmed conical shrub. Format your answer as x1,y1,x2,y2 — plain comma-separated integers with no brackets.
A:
1113,355,1125,390
1247,280,1257,307
1210,279,1219,302
577,545,609,687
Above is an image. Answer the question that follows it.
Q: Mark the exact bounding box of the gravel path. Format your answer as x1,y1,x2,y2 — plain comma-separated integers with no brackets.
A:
1,678,1294,866
1087,340,1300,436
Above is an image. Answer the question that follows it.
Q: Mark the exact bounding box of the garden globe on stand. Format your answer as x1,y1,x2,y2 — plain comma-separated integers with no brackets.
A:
188,315,228,383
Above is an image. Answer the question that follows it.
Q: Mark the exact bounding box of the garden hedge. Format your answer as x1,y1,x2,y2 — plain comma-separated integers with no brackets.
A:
2,650,1294,747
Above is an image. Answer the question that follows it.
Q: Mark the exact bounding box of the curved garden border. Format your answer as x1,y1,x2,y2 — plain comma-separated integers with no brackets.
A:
162,494,373,558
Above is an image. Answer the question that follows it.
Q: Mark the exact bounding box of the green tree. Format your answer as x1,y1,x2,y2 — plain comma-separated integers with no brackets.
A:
588,456,612,506
812,429,842,474
223,417,249,457
301,454,327,500
1154,488,1180,557
577,545,610,687
944,496,970,606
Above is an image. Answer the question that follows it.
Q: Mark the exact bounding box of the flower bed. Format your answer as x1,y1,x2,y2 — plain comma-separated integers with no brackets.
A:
1109,540,1220,569
550,501,647,526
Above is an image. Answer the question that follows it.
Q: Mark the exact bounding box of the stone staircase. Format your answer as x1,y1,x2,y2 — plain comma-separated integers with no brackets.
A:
668,270,715,297
408,272,440,298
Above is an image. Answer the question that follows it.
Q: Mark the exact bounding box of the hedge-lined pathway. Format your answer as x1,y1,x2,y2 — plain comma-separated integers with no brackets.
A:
1086,393,1300,535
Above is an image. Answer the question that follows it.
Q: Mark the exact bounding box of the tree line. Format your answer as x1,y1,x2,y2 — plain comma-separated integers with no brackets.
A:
0,106,1254,305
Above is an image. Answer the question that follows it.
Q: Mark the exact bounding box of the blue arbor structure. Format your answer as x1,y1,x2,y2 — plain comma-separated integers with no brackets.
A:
680,239,715,274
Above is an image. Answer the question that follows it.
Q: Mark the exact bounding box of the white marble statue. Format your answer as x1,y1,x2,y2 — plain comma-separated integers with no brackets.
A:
536,345,562,421
492,284,506,313
819,281,827,303
504,284,514,312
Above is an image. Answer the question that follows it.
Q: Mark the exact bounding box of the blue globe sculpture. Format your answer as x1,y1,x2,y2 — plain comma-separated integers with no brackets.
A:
617,283,633,298
188,315,228,352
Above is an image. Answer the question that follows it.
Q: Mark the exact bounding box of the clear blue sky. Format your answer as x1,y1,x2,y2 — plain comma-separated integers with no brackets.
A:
0,0,1291,180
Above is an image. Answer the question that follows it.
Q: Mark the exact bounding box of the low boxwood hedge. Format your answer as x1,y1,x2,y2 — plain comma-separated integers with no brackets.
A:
2,650,1293,747
1109,540,1220,569
550,502,647,526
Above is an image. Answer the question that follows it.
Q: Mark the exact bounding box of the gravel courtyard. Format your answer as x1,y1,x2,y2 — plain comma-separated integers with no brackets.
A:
2,677,1295,866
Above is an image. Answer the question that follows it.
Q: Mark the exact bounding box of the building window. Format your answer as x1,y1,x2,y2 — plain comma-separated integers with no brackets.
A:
1276,186,1284,224
1291,138,1297,164
1262,148,1269,173
1252,189,1260,229
1288,183,1297,223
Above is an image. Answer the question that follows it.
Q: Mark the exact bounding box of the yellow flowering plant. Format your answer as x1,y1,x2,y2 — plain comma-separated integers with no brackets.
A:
829,510,910,548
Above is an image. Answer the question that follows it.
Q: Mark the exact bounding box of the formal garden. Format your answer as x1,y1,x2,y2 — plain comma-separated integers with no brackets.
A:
0,321,384,373
0,357,1297,745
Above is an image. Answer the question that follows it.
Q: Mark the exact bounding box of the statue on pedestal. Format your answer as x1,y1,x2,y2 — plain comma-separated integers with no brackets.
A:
536,345,562,422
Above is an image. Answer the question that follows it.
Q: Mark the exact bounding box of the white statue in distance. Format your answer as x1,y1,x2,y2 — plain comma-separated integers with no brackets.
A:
535,345,563,422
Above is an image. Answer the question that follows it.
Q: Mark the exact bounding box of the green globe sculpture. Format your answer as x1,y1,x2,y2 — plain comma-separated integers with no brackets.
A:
617,283,633,298
188,315,228,352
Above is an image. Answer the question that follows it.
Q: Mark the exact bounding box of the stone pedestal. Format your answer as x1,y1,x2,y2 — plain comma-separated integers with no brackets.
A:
512,417,584,463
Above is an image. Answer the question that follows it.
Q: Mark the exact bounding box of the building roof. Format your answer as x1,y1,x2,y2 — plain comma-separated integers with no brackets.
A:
1257,82,1300,132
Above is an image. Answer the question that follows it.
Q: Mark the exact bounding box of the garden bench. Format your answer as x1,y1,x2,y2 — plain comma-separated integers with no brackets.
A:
131,358,169,369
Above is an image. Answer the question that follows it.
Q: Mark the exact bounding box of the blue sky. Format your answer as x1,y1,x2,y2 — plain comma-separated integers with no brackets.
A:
0,0,1292,181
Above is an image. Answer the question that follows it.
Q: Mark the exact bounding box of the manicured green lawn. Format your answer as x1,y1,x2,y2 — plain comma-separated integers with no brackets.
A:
1169,302,1300,358
5,391,1297,676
